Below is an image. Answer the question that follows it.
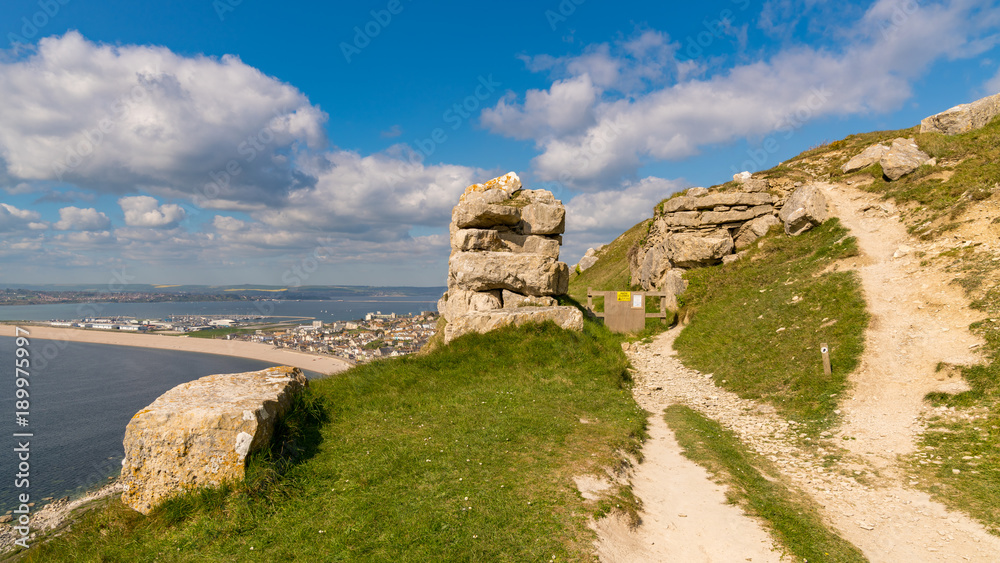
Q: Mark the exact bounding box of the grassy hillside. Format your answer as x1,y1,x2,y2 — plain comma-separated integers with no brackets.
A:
674,220,867,430
567,219,651,302
16,321,647,562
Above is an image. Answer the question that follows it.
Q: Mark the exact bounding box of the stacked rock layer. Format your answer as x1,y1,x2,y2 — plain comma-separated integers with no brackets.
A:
630,178,827,307
439,172,582,343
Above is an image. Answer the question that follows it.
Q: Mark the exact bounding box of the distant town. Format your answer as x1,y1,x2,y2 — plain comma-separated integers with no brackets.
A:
24,310,439,365
0,288,254,306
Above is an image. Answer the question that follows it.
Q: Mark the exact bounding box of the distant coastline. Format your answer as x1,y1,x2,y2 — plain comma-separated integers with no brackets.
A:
0,325,352,376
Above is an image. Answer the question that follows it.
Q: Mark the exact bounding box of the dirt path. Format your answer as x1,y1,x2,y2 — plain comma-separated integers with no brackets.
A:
595,182,1000,562
822,183,984,467
593,401,782,562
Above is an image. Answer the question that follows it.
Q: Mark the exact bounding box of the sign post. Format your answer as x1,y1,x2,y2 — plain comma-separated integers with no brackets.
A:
820,343,831,375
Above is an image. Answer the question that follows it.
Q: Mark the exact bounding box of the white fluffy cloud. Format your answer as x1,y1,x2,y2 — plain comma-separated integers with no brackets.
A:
251,148,485,240
53,207,111,231
484,0,1000,189
561,177,686,263
0,32,326,206
0,203,42,232
119,196,185,228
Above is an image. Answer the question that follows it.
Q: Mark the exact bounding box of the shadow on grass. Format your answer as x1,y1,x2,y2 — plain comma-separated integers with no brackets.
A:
152,388,329,526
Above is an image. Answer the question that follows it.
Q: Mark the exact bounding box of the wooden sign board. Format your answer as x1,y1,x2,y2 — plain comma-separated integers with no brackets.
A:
587,288,668,333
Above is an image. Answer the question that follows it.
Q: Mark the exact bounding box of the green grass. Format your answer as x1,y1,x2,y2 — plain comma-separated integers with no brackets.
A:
664,405,867,563
568,219,651,303
17,320,647,562
848,117,1000,238
673,220,867,431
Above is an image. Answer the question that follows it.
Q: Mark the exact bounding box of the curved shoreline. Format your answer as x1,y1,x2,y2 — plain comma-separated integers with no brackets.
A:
0,325,352,376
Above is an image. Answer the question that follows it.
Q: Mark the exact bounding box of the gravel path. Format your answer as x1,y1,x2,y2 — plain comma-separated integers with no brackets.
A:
597,183,1000,562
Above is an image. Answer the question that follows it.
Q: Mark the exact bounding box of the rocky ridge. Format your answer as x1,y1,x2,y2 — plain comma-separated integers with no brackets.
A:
920,91,1000,135
628,177,826,308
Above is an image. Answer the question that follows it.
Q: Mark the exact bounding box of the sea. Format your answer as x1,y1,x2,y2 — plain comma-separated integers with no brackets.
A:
0,296,440,513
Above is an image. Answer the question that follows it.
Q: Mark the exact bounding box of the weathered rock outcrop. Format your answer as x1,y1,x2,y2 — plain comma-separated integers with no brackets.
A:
449,252,569,296
880,138,932,181
628,181,785,305
841,143,889,173
576,246,602,272
842,137,933,181
444,306,583,343
920,91,1000,135
629,177,806,296
734,214,781,249
663,230,735,268
439,172,580,343
121,366,308,514
779,184,828,236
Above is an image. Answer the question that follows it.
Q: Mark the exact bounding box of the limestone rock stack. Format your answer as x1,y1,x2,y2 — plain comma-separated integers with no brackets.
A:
120,366,308,514
439,172,582,343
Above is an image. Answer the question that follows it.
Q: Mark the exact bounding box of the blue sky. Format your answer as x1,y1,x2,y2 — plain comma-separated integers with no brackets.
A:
1,0,999,287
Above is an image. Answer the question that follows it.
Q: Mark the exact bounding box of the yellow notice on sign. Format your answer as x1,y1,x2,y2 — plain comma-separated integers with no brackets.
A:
616,291,631,302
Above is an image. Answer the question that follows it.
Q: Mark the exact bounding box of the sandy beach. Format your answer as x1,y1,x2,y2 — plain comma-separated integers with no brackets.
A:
0,324,352,376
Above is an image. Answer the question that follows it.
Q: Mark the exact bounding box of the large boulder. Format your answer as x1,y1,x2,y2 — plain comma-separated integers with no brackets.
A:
734,214,780,249
662,192,774,213
442,173,577,342
502,290,557,309
920,92,1000,135
520,202,566,235
663,230,734,268
453,202,521,229
444,306,583,344
497,232,561,258
452,229,504,252
842,143,889,173
441,288,503,322
449,252,569,296
638,244,670,290
779,184,827,236
879,138,932,181
120,366,308,514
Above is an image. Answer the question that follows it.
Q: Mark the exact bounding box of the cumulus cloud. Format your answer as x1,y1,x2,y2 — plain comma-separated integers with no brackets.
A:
0,203,42,232
119,195,185,228
53,207,111,231
212,215,247,232
561,177,687,262
484,0,1000,189
0,32,327,207
251,147,485,240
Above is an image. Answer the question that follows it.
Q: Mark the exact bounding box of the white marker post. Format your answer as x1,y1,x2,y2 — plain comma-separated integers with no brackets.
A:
820,343,831,376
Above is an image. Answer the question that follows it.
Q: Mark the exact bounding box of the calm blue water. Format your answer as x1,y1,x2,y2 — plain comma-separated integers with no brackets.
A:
0,297,440,513
1,337,281,513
